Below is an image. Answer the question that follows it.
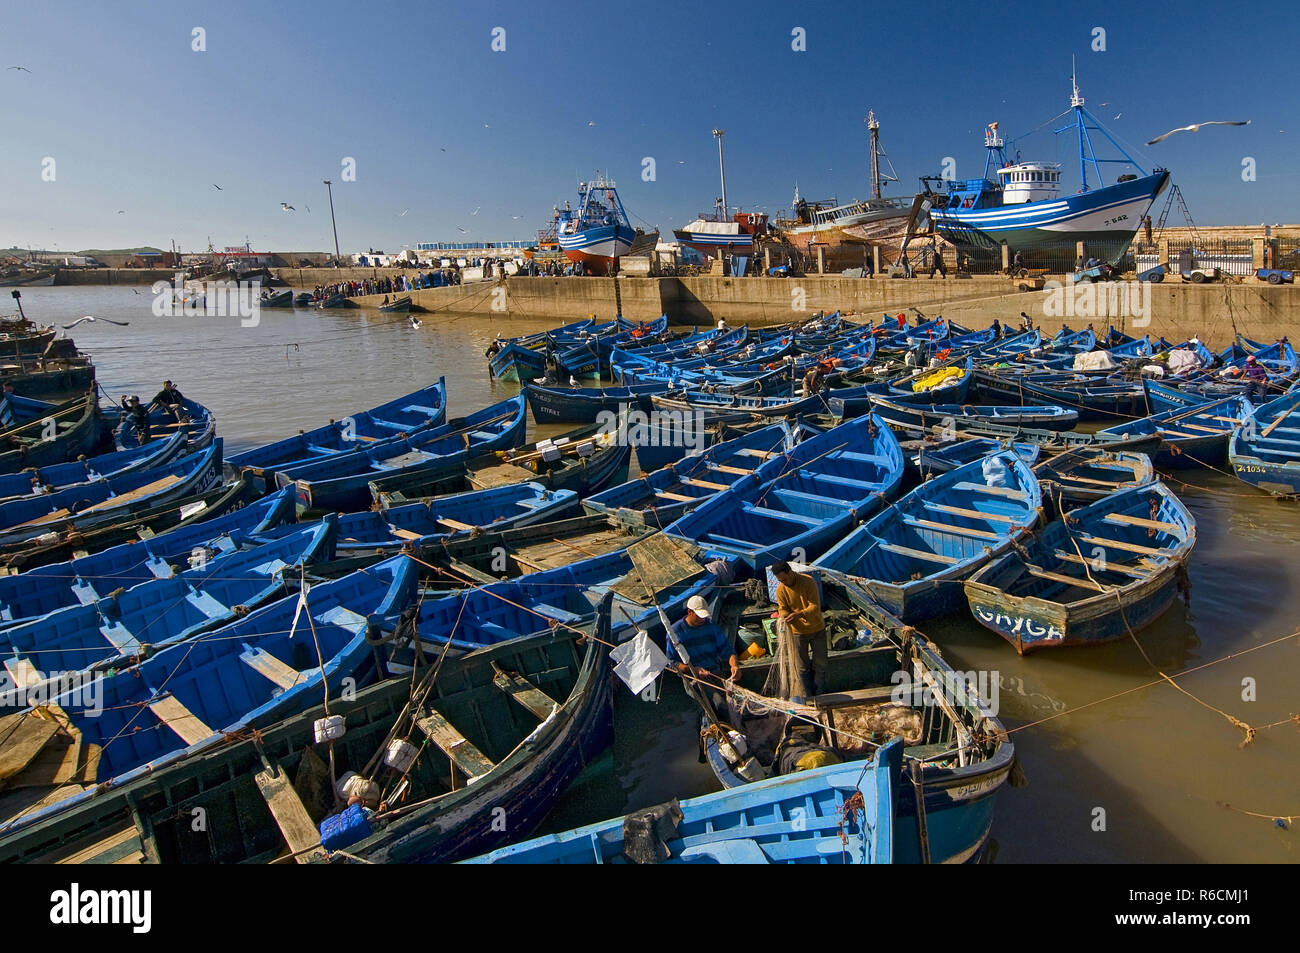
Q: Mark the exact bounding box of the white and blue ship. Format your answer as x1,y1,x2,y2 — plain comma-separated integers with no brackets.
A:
926,74,1169,265
554,175,638,274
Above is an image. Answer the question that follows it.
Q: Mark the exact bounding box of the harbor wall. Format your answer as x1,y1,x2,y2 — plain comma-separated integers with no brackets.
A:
338,275,1300,349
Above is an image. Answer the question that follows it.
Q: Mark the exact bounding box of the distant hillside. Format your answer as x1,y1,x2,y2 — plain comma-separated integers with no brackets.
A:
1,247,164,257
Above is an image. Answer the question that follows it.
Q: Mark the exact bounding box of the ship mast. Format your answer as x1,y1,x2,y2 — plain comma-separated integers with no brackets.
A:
713,129,728,220
867,111,881,199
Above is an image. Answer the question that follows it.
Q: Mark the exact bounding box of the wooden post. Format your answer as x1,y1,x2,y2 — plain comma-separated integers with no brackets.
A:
1001,243,1011,272
1157,237,1171,267
1251,237,1267,271
764,247,772,273
1076,240,1087,268
872,245,882,278
816,245,826,275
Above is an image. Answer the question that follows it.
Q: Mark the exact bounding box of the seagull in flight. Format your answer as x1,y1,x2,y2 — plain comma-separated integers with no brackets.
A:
62,315,129,330
398,209,409,217
456,226,468,233
212,184,223,191
588,121,596,126
281,202,295,211
8,66,31,73
470,206,480,216
1147,120,1251,145
116,210,125,214
304,205,310,213
409,316,421,329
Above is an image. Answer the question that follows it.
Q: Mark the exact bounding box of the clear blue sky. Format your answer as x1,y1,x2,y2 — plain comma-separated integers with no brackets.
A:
3,0,1296,254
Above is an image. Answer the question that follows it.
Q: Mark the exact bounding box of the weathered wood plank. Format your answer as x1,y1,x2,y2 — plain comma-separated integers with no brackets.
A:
417,711,495,780
492,667,557,720
254,764,328,863
148,695,213,746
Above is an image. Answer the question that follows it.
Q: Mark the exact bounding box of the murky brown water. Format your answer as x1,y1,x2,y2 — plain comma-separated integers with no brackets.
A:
15,286,1298,862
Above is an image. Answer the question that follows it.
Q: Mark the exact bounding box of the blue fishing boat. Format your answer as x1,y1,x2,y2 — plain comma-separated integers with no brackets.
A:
524,381,671,424
225,379,448,486
489,340,550,383
1228,390,1300,496
888,357,973,403
328,482,579,555
554,176,638,275
964,482,1195,653
0,521,339,708
0,440,224,548
1142,378,1212,414
665,415,905,569
916,437,1041,476
0,391,101,474
649,389,830,423
1014,375,1147,421
1098,395,1254,467
114,397,216,451
279,396,527,512
702,584,1013,863
0,429,188,501
468,739,902,865
925,71,1169,266
814,450,1042,622
583,423,795,528
868,393,1077,433
394,544,725,656
1034,448,1155,506
552,315,671,380
0,552,419,837
258,289,294,308
0,487,298,627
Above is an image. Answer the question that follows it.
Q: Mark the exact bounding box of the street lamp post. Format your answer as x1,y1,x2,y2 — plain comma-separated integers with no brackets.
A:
323,179,341,265
712,129,727,219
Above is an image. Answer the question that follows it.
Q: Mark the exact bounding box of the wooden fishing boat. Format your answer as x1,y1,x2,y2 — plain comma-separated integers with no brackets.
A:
1142,378,1213,414
0,472,269,572
114,397,216,452
421,513,648,580
1033,448,1155,506
964,482,1195,653
468,738,902,865
1097,395,1254,468
813,449,1042,622
280,396,527,512
665,415,906,569
0,429,187,502
391,541,722,656
0,486,298,625
582,423,795,529
1228,390,1300,496
258,289,294,308
0,440,224,548
999,374,1147,421
0,621,612,864
0,521,339,706
0,362,97,402
649,388,830,423
0,392,101,475
552,316,672,379
225,379,447,486
294,292,314,305
934,417,1164,457
915,437,1041,476
327,482,580,557
317,292,348,309
0,553,419,842
867,394,1077,433
524,381,671,424
377,296,412,313
489,340,550,383
887,357,973,403
369,417,629,506
701,580,1013,863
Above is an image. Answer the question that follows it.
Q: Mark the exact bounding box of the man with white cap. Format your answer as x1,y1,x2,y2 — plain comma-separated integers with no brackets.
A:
666,595,739,684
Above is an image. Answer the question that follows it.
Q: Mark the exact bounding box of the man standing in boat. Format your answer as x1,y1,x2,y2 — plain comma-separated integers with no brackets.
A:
666,596,739,693
771,561,827,703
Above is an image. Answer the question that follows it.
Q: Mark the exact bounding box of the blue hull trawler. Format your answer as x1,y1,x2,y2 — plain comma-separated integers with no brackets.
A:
554,175,639,276
925,70,1169,266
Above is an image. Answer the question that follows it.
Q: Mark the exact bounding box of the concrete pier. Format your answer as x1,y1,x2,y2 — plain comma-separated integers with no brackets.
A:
329,274,1299,350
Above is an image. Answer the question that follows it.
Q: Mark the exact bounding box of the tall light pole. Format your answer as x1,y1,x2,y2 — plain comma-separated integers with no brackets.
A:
712,129,727,220
323,179,341,264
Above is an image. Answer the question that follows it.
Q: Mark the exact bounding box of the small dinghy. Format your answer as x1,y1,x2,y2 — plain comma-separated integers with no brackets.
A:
963,482,1195,653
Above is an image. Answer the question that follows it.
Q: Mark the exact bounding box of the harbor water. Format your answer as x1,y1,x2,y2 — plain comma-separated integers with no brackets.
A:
17,285,1297,864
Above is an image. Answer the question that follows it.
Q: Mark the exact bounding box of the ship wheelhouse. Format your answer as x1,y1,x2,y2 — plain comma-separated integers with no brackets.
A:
996,162,1062,205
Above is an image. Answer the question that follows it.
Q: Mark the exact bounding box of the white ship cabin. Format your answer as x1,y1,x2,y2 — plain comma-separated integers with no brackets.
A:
996,162,1062,204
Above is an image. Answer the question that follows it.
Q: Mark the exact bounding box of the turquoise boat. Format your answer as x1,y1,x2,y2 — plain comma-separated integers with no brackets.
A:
466,739,902,864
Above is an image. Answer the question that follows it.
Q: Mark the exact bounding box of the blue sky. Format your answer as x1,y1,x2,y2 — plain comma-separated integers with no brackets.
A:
3,0,1296,254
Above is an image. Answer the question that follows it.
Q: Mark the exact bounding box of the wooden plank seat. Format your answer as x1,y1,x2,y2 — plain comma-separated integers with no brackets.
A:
240,646,306,691
949,481,1028,500
902,516,999,540
923,501,1017,523
492,667,557,720
1103,513,1181,534
1076,533,1164,557
148,694,213,746
254,761,328,863
878,542,959,564
417,710,495,781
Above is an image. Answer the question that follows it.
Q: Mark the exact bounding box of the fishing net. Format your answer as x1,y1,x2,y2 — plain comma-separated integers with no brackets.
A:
759,616,805,703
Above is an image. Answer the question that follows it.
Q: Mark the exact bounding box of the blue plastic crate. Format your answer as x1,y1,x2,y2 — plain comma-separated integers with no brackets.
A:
319,804,373,852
